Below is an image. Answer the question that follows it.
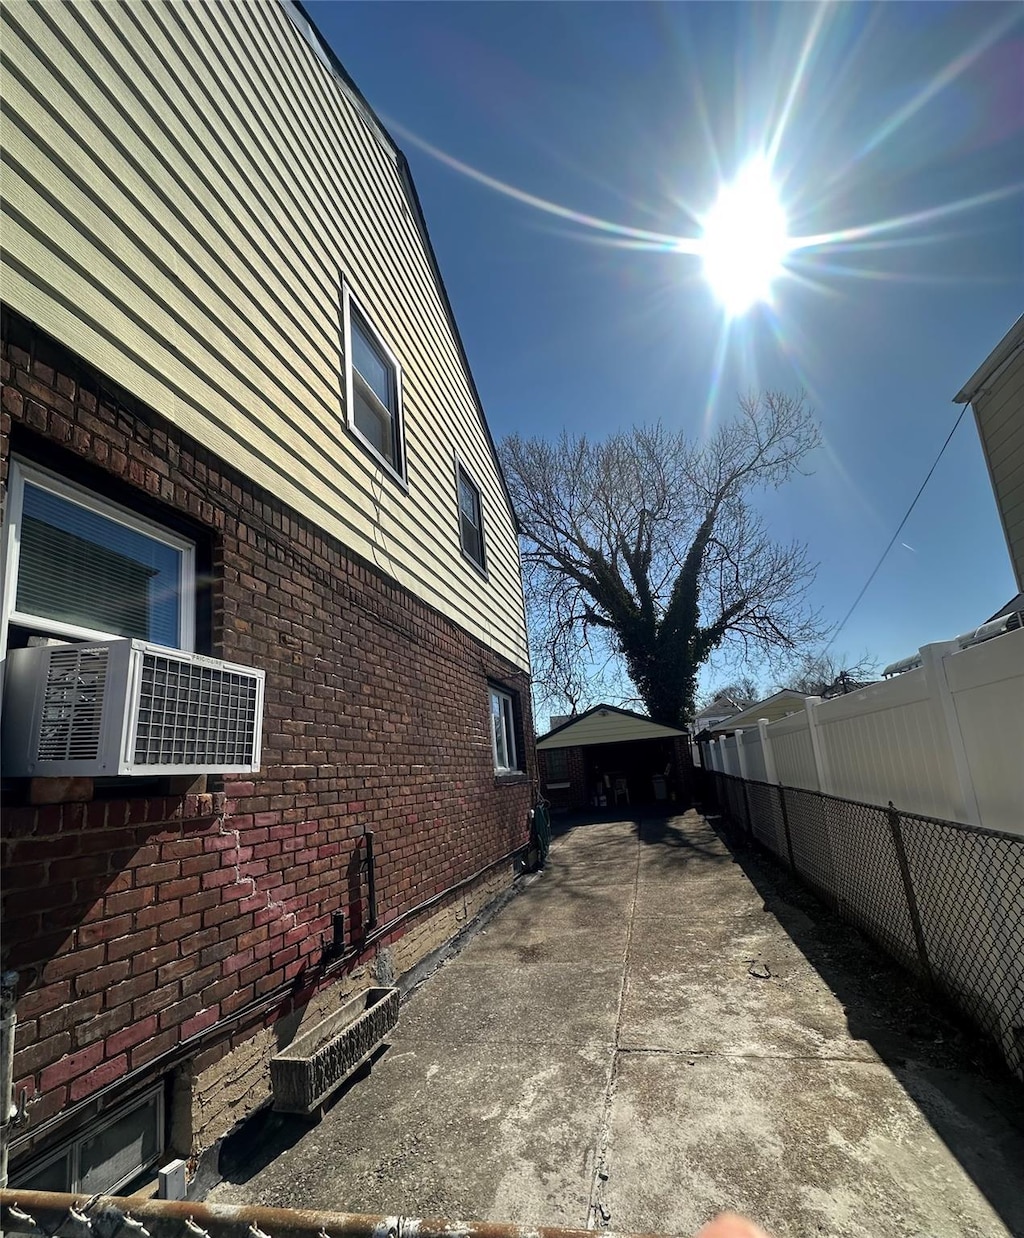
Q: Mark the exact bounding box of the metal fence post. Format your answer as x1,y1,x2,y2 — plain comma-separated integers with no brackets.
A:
777,785,796,872
886,802,933,986
740,778,754,842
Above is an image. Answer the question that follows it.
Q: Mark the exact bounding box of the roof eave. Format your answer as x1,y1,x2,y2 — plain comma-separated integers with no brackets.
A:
953,315,1024,404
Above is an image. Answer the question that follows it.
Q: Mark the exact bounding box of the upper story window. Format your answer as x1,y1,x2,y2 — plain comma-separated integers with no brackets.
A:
2,459,195,651
489,685,521,774
342,284,405,480
457,463,485,572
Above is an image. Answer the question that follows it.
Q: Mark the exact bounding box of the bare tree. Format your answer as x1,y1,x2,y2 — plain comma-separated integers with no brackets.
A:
697,675,763,711
502,393,825,727
776,650,879,699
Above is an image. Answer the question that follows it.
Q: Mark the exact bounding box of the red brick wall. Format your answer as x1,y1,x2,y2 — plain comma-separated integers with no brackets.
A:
1,310,535,1152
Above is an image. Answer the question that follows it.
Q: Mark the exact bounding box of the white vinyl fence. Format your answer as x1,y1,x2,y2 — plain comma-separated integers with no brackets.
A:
703,628,1024,836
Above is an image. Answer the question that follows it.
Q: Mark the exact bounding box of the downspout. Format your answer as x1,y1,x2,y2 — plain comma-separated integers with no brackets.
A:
1,972,20,1190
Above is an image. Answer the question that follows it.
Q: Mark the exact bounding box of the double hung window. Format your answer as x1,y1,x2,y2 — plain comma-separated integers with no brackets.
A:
343,285,404,479
2,460,195,652
457,464,485,571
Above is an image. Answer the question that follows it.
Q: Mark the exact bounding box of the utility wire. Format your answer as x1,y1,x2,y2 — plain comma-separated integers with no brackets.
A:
827,403,969,649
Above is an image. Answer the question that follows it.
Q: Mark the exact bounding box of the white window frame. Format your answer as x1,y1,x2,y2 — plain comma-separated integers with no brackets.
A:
1,458,196,657
489,685,520,774
342,281,406,485
455,458,486,575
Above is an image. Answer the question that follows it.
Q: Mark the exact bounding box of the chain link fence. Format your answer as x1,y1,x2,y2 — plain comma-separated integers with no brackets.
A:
0,1191,667,1238
701,770,1024,1081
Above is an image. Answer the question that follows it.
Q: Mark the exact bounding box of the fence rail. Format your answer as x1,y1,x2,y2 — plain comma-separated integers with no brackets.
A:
0,1192,669,1238
703,770,1024,1082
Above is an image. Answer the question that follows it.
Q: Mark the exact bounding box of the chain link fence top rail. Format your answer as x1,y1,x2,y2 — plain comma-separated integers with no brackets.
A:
0,1192,674,1238
706,770,1024,1082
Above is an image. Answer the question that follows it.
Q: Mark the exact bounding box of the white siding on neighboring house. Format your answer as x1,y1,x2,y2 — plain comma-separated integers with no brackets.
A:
0,0,529,667
956,316,1024,594
973,345,1024,592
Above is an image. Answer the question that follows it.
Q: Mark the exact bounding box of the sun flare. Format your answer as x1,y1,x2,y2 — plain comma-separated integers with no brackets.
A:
700,159,791,316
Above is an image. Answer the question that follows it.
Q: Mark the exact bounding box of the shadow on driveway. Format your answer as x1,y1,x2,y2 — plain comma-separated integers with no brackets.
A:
693,803,1024,1234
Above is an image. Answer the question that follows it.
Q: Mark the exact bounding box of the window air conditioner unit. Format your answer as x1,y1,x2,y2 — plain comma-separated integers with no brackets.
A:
2,639,265,777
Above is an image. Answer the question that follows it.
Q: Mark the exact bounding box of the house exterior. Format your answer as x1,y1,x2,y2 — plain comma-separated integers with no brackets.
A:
536,705,691,811
0,0,534,1195
700,689,807,737
954,315,1024,592
692,693,752,734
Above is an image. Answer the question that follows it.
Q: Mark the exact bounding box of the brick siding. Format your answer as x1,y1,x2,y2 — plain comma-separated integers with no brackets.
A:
1,309,535,1163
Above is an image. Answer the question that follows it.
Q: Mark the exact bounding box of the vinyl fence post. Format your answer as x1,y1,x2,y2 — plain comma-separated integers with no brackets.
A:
886,802,933,986
758,719,778,785
919,641,982,827
803,696,832,794
735,729,750,779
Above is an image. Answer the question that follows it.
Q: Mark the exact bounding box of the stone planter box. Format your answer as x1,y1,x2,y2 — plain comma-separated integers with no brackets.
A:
270,986,399,1117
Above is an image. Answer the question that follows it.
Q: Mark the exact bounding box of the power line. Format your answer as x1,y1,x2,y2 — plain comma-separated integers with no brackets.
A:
826,403,970,650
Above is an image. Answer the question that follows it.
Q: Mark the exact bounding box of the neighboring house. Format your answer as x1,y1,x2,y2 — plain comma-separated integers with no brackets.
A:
536,705,691,811
692,693,753,734
954,315,1024,593
0,0,534,1195
701,689,807,737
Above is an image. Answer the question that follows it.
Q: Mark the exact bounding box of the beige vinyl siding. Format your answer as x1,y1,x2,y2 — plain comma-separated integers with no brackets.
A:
974,346,1024,592
713,691,806,731
1,0,529,668
538,713,686,750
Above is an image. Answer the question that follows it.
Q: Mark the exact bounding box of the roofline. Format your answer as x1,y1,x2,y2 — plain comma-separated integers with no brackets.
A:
537,702,687,744
284,1,521,532
709,688,806,728
953,315,1024,404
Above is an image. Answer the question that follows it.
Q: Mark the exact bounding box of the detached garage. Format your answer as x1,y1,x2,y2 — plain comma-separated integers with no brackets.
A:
536,704,692,812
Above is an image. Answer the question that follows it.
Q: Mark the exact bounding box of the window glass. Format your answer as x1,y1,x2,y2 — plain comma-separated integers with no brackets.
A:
16,480,184,646
346,295,401,474
545,749,569,780
351,312,393,411
353,386,394,462
458,469,484,568
490,686,518,772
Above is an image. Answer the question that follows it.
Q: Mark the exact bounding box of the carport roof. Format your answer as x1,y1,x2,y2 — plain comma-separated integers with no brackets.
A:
536,703,687,750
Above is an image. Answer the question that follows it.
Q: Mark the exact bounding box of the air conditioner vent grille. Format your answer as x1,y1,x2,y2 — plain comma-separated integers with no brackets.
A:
134,652,260,767
37,646,109,762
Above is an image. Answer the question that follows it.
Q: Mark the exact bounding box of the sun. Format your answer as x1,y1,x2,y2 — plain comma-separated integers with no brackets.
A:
700,159,791,316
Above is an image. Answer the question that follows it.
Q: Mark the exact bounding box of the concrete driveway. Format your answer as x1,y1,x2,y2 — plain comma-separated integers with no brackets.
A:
210,811,1024,1238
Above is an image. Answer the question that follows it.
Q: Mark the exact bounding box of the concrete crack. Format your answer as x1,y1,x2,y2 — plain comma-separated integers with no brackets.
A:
585,817,643,1230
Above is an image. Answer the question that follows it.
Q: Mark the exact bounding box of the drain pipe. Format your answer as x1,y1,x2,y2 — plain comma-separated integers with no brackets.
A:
364,828,377,930
0,972,19,1190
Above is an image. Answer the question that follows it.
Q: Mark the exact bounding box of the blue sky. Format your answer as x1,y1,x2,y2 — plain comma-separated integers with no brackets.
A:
310,1,1023,696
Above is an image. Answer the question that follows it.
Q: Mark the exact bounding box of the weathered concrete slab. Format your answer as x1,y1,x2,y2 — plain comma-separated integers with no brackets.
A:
599,1053,1024,1238
456,896,629,964
214,1040,609,1226
634,873,767,919
621,915,879,1060
391,959,623,1049
210,812,1024,1238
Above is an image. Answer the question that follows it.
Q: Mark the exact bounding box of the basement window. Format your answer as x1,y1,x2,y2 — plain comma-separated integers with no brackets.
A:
11,1085,164,1196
